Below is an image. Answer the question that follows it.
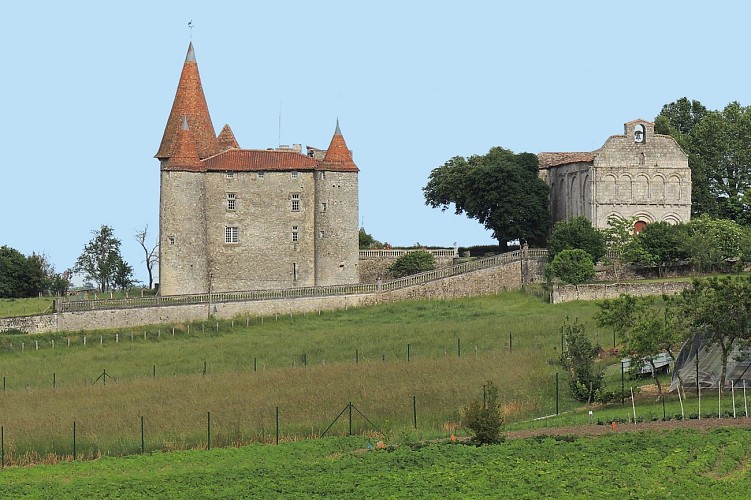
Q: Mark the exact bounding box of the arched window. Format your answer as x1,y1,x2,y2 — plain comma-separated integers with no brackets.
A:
633,220,647,235
634,123,646,143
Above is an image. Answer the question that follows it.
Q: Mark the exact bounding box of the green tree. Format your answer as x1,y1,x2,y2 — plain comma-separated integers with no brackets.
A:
655,98,712,216
630,222,688,277
547,249,595,285
690,102,751,223
112,256,136,291
74,225,131,292
462,380,504,444
423,147,550,250
358,227,382,249
559,318,603,403
548,216,606,263
596,295,687,400
388,250,436,278
684,216,747,273
0,246,33,298
676,276,751,388
603,215,637,279
657,99,751,222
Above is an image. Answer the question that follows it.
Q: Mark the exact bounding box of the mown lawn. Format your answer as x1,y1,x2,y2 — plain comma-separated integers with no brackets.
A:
1,429,750,498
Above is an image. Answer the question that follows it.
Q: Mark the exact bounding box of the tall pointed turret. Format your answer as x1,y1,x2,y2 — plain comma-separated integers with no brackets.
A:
320,119,358,172
156,42,219,161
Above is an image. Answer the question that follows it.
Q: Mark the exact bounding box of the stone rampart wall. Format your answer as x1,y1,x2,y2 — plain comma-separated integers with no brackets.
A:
0,258,536,335
359,254,455,283
551,281,691,304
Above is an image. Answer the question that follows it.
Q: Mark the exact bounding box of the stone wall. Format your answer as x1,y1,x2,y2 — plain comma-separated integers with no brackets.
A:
0,257,539,335
359,250,456,283
551,281,691,304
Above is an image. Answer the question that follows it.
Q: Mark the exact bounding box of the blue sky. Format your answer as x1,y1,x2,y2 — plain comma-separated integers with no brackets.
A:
1,1,749,285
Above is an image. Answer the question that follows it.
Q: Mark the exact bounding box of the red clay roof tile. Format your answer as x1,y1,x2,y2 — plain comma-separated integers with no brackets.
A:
156,43,219,160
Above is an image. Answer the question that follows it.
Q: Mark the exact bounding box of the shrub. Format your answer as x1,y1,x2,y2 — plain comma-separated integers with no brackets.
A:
547,249,595,285
548,216,606,263
388,250,436,278
559,318,603,402
462,381,504,444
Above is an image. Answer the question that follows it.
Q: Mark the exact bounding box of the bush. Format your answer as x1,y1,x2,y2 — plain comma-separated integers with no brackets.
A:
547,249,595,285
548,217,606,263
559,318,603,402
388,250,436,278
462,381,504,444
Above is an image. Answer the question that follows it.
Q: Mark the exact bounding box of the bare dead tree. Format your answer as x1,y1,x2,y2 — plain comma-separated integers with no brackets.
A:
135,225,159,289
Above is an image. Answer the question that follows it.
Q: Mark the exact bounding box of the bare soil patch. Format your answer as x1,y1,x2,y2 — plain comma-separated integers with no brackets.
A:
506,417,751,440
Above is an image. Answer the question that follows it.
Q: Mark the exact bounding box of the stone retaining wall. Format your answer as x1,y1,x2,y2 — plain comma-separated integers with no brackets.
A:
0,258,538,334
551,281,691,304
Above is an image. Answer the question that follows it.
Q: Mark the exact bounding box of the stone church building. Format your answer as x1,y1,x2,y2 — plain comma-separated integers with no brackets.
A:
538,119,691,233
156,43,359,296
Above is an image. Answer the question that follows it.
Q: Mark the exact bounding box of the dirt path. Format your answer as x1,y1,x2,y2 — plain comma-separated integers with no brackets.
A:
505,417,751,439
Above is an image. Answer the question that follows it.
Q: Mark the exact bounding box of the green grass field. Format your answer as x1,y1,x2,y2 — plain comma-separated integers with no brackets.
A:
0,292,605,464
1,289,749,477
2,429,751,498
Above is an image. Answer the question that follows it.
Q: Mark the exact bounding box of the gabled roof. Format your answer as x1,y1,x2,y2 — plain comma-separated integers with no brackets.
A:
320,120,359,172
537,151,596,169
217,124,240,151
156,42,219,160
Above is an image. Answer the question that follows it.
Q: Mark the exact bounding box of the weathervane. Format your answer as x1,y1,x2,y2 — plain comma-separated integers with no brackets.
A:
188,20,193,40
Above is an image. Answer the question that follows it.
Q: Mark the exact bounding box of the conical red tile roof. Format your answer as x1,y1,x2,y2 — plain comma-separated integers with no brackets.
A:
156,42,219,160
164,116,203,170
217,124,240,151
320,120,358,172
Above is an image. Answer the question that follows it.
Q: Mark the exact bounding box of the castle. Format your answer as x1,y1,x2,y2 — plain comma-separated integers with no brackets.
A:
538,119,691,233
156,43,359,296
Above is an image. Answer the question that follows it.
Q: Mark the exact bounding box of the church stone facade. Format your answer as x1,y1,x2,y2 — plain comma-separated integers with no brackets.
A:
157,43,359,296
538,119,691,232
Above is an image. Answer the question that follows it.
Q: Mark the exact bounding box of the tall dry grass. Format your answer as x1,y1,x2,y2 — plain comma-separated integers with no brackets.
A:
0,292,601,464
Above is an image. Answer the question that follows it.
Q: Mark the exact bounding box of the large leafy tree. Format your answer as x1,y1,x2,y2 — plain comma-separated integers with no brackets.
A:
74,225,133,292
690,102,751,223
596,295,688,400
684,216,748,273
423,147,550,250
656,98,751,222
0,247,54,298
676,276,751,388
629,222,688,277
655,98,711,216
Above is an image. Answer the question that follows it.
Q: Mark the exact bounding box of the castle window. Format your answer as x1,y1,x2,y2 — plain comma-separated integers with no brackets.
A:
293,262,298,281
292,225,299,242
167,236,176,246
291,171,299,179
291,193,301,212
225,226,239,244
225,172,235,179
319,171,325,180
226,193,236,210
257,171,264,179
319,230,325,239
321,202,327,212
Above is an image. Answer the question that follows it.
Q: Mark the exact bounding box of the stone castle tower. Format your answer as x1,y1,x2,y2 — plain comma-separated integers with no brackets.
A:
156,43,359,295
